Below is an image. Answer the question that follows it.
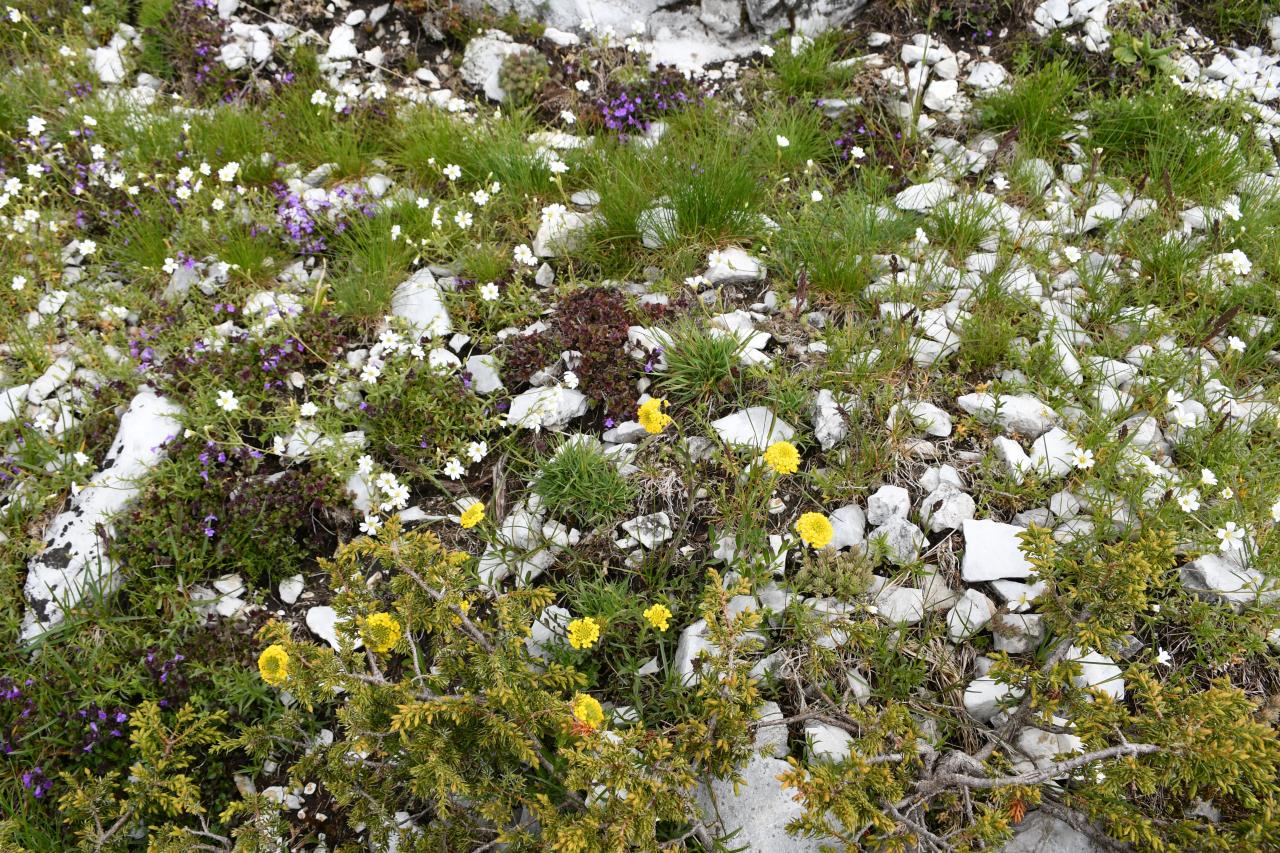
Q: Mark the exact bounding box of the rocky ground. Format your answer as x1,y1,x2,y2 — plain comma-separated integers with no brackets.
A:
3,0,1280,850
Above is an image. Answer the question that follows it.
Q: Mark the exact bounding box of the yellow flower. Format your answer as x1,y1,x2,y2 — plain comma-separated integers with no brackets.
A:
257,644,289,686
572,693,605,729
459,502,485,529
566,616,601,650
643,603,672,632
795,511,834,549
363,612,402,653
450,598,471,627
763,440,800,475
637,397,672,434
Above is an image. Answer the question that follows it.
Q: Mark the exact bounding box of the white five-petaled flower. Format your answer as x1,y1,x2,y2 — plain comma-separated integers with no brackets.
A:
215,390,239,412
1216,521,1245,551
513,244,537,267
11,275,26,291
78,239,97,256
27,116,46,136
443,163,462,181
218,161,240,182
1271,498,1280,523
1071,446,1095,469
443,457,465,480
575,79,591,92
357,454,375,475
360,515,383,536
562,370,579,389
299,401,318,418
479,282,500,301
1226,335,1246,353
454,210,473,229
548,159,569,175
466,441,488,463
1220,486,1233,500
775,135,790,148
73,451,90,466
471,189,490,206
1227,249,1252,277
1200,468,1218,487
1176,488,1200,513
1170,404,1196,429
1155,648,1172,666
810,190,823,202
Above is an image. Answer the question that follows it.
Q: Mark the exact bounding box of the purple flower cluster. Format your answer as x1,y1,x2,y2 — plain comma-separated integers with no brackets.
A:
76,705,129,754
597,70,701,139
21,767,50,799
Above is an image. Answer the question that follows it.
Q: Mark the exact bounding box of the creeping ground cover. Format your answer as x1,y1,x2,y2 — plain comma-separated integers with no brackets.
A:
3,0,1280,850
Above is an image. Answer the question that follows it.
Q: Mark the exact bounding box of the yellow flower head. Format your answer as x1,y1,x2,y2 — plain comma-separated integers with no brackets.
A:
637,397,672,435
566,616,601,650
572,693,605,730
643,603,672,632
257,644,290,686
459,502,485,529
795,511,834,549
763,440,800,475
363,612,402,653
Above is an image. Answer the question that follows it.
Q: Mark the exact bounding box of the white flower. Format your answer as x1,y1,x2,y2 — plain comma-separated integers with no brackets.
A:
177,166,194,183
684,274,710,288
299,401,318,418
1200,468,1218,487
548,159,569,175
810,190,823,202
1071,446,1095,469
359,515,383,536
847,145,866,160
360,360,383,384
1271,497,1280,523
471,189,490,206
466,441,487,463
479,282,500,301
541,203,568,225
32,410,54,433
357,454,375,475
562,370,579,389
218,162,240,182
215,390,239,412
443,457,465,480
454,210,473,229
1155,648,1172,666
1061,245,1082,264
575,79,591,92
443,163,462,181
759,45,774,57
311,89,330,106
1167,389,1185,407
26,116,46,136
73,451,90,466
514,244,538,267
1220,486,1234,500
375,471,400,494
78,239,97,256
1176,488,1200,512
1226,335,1246,353
10,275,25,291
1216,521,1245,551
1227,249,1252,277
775,135,790,148
991,173,1010,191
559,109,576,125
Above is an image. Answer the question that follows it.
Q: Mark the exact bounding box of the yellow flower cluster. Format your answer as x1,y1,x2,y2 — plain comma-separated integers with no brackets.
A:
795,511,834,549
637,397,672,434
642,603,672,632
459,502,485,529
257,644,289,686
572,693,604,729
364,612,402,653
763,440,800,475
566,616,601,649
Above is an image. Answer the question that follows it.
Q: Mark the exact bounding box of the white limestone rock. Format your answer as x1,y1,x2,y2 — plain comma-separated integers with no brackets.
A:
948,589,996,641
390,269,451,341
506,386,588,431
961,519,1035,582
711,407,796,450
